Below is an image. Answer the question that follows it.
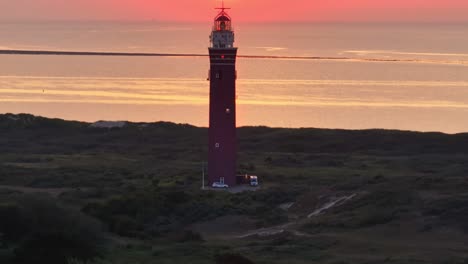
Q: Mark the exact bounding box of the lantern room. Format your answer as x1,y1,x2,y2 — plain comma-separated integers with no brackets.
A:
214,12,232,31
210,3,235,49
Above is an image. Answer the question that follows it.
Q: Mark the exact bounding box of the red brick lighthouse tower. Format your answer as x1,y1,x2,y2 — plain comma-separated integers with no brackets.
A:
208,3,238,187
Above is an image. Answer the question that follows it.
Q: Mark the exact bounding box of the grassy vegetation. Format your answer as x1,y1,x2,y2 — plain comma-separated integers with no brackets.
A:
1,113,468,263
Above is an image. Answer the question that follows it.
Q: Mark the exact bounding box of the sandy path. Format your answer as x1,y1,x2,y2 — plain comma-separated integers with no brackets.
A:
236,193,358,239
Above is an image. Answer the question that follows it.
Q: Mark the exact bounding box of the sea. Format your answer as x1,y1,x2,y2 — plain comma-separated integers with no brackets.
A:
1,21,468,133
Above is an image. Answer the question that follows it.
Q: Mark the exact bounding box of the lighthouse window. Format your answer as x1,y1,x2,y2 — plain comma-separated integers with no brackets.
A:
226,108,231,114
215,71,222,79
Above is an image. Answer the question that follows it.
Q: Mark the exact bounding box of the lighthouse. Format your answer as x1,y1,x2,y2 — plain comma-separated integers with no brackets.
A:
208,3,238,187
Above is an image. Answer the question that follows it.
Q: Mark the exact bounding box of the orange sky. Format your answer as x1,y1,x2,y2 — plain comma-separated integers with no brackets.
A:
2,0,468,22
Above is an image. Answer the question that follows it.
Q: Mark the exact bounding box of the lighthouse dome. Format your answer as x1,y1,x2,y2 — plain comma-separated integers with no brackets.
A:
216,15,231,22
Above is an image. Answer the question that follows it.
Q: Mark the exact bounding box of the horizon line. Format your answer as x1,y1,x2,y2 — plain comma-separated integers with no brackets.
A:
1,112,462,135
1,49,467,66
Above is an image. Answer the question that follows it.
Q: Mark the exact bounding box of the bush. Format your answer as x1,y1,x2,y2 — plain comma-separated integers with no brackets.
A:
112,215,140,237
0,194,105,264
215,253,255,264
172,230,204,243
0,203,25,241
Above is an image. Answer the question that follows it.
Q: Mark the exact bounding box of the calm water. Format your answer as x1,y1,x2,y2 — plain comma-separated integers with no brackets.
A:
1,22,468,133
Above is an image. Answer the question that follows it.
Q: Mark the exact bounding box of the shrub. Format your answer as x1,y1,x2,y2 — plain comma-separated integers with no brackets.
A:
172,230,204,243
215,253,255,264
0,194,106,264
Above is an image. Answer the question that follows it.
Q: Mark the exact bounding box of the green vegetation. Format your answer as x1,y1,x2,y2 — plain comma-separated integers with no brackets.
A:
0,194,105,264
1,113,468,263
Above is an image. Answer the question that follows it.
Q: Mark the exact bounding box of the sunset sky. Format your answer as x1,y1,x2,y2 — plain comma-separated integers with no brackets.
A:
2,0,468,22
